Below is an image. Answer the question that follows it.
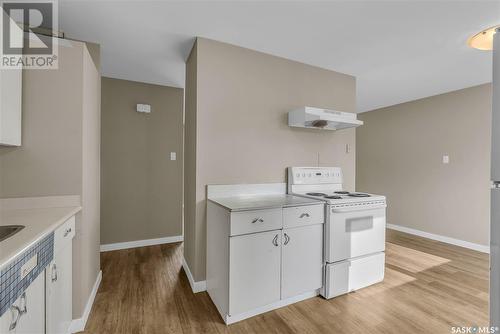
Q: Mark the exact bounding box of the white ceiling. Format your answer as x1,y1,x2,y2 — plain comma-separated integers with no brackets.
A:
59,0,500,112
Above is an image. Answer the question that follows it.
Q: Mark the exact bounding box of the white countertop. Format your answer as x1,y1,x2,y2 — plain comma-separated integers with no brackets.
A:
0,205,81,269
208,194,323,212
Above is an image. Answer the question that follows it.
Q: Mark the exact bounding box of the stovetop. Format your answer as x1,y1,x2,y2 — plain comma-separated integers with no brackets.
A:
294,191,386,204
306,191,370,199
287,167,386,207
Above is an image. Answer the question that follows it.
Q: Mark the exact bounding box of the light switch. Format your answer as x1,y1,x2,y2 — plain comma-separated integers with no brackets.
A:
345,144,351,154
442,155,449,164
170,152,176,161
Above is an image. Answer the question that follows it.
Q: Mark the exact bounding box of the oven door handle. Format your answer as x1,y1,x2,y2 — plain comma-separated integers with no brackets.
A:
331,204,386,213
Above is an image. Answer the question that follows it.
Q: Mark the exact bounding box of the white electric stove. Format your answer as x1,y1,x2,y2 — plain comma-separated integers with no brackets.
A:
287,167,387,299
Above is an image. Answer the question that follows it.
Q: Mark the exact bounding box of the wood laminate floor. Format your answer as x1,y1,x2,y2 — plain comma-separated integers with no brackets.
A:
81,229,489,334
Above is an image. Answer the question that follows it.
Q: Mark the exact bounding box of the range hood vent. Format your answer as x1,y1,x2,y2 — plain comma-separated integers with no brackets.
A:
288,107,363,131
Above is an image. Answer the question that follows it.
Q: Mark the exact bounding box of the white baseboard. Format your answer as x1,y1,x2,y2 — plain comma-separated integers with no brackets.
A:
100,235,184,252
387,224,490,253
182,256,206,293
225,290,319,324
70,270,102,333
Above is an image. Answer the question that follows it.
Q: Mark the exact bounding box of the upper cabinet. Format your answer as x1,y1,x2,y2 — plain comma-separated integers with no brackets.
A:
0,67,22,146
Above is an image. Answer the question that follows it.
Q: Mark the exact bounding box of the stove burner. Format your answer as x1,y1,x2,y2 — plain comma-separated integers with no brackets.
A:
348,193,371,197
306,192,327,197
334,191,350,194
324,196,343,199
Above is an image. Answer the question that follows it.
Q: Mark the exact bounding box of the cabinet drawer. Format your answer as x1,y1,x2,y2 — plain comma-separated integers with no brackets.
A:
323,252,385,299
54,216,75,253
230,209,282,236
283,204,324,228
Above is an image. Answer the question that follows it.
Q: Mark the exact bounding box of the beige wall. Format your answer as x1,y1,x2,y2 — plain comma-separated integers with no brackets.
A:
185,38,357,281
357,84,491,246
77,43,101,318
0,43,83,197
101,78,184,244
0,40,101,318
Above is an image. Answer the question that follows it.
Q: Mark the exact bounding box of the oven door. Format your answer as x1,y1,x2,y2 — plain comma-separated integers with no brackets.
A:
325,205,386,263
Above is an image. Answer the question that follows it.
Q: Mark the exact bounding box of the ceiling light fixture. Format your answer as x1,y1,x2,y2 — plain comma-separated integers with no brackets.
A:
467,25,500,51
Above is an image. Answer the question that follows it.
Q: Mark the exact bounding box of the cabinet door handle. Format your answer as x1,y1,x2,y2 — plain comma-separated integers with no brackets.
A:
284,233,290,245
64,228,72,237
251,218,264,224
9,305,20,331
272,234,279,247
299,213,310,218
19,292,27,315
9,292,27,331
51,263,58,282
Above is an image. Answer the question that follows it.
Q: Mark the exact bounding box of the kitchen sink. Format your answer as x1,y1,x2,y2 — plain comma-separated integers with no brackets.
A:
0,225,25,242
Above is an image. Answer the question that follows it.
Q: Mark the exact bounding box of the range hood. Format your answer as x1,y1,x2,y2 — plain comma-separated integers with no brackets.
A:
288,107,363,130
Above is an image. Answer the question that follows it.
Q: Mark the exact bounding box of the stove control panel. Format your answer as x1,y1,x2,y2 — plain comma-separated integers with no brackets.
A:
288,167,343,185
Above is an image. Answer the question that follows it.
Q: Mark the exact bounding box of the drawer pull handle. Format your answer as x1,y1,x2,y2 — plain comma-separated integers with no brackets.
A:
251,218,264,224
284,233,290,245
299,213,310,218
272,234,279,247
64,228,72,237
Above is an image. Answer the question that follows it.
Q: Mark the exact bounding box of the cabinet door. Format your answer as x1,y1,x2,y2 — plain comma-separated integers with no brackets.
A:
46,242,73,334
0,66,22,146
282,224,323,299
229,230,281,315
0,273,45,333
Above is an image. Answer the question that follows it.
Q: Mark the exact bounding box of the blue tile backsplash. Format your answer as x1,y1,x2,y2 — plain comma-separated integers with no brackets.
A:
0,232,54,317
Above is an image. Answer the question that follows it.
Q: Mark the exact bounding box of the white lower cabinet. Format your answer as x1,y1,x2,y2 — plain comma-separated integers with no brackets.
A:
281,224,323,299
0,216,76,334
0,274,45,333
46,216,75,334
207,201,324,324
229,230,282,315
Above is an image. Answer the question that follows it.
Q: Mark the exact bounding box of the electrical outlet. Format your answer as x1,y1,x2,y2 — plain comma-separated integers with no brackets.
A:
442,155,449,164
20,254,38,279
